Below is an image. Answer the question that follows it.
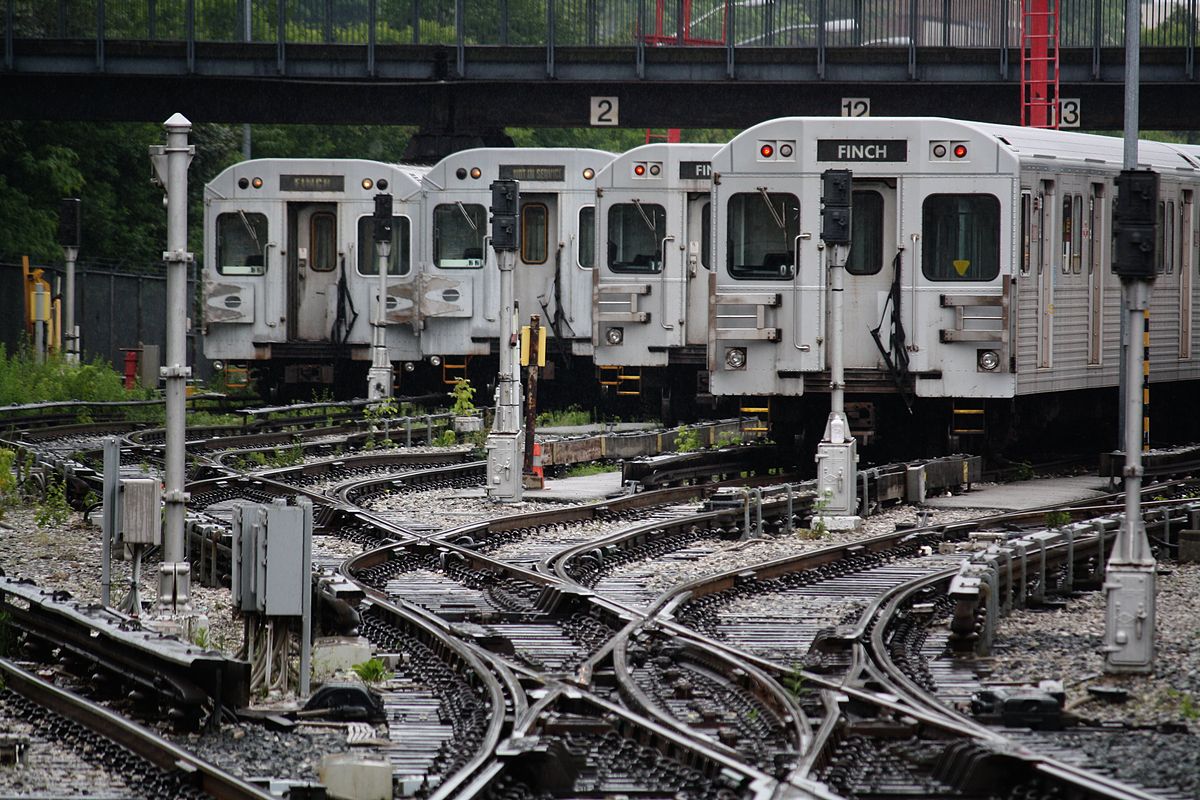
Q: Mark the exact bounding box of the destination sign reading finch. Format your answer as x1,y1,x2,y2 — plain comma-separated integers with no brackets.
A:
816,139,908,163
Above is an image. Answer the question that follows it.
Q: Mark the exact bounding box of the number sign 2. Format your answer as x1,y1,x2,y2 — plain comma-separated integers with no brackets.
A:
590,97,619,126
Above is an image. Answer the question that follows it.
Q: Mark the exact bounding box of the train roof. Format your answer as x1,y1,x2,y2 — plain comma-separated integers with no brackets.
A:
714,117,1200,175
206,158,428,201
595,142,721,189
423,148,616,190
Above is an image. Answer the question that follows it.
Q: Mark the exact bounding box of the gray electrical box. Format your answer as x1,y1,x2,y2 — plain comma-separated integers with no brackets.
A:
816,440,856,514
232,499,312,617
1104,567,1156,670
120,479,161,545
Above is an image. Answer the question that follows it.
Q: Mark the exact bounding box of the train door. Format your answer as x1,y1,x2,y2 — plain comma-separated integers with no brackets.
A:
842,181,898,370
1180,190,1193,359
684,193,711,347
1088,183,1105,365
1037,180,1054,368
517,194,559,334
287,203,340,341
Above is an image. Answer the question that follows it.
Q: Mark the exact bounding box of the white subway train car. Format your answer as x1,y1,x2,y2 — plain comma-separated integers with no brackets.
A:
591,143,721,420
708,117,1200,449
203,159,427,395
416,148,614,393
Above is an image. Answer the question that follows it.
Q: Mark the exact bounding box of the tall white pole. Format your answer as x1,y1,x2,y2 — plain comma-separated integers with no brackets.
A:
1104,0,1156,673
153,113,195,619
368,194,394,401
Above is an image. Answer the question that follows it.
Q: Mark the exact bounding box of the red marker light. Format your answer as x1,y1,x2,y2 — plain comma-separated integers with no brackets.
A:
759,143,774,158
634,164,646,176
953,144,968,159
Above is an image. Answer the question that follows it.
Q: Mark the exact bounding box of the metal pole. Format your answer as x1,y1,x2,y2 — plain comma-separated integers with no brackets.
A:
368,194,394,401
1104,0,1156,674
101,437,120,608
151,113,195,622
243,0,252,157
63,247,77,361
523,315,540,479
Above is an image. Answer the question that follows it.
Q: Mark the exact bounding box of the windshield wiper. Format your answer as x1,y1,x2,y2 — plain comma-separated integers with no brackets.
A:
757,187,787,230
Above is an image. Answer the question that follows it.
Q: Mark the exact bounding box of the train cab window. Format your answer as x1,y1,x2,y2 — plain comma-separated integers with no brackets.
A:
578,206,595,268
310,212,337,272
434,203,486,268
846,190,884,276
356,215,411,276
608,201,666,273
521,203,549,264
701,201,711,269
921,194,1000,281
726,191,800,280
216,212,268,275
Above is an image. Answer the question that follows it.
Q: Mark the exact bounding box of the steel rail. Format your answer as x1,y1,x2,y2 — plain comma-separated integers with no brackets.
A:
0,657,273,800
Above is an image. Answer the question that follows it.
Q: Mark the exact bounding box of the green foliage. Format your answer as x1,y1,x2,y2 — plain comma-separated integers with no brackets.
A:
715,431,743,448
0,448,18,513
1014,461,1035,481
784,667,806,697
1044,510,1072,529
536,405,591,427
564,461,617,478
1182,692,1200,721
35,475,70,530
0,346,146,406
435,429,457,447
192,626,210,650
364,396,398,422
450,379,477,416
351,657,393,687
674,426,701,453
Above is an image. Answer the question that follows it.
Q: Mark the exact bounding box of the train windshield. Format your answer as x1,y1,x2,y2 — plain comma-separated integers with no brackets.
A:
216,212,267,275
726,191,799,279
608,201,666,273
434,203,486,268
521,203,549,264
921,194,1000,281
578,206,595,268
357,215,412,276
846,190,884,276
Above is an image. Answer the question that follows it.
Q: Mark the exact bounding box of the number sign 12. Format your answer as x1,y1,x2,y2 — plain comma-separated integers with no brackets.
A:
841,98,870,117
591,97,619,126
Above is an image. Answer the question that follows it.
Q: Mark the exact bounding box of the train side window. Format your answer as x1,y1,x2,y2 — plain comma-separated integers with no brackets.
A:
1156,201,1166,273
356,215,411,276
846,190,884,276
310,212,337,272
1061,194,1072,274
1072,193,1083,273
608,201,666,274
1166,200,1175,274
578,206,595,268
1020,190,1031,275
521,203,549,265
433,203,486,268
921,194,1000,281
216,212,268,275
726,191,800,280
701,201,711,269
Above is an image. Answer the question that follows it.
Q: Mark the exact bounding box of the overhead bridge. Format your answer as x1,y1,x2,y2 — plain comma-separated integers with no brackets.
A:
4,0,1200,132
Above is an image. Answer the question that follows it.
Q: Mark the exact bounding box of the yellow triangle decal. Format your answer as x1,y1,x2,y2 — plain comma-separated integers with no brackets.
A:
953,259,970,276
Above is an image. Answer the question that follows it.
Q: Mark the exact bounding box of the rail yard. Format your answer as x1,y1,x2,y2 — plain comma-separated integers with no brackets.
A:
0,405,1197,800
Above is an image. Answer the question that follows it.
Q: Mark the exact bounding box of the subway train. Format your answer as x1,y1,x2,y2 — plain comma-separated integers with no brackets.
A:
204,149,611,401
203,120,1200,453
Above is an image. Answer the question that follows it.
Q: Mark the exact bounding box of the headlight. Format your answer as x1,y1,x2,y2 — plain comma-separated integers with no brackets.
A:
212,360,224,371
725,348,747,370
605,327,624,345
429,355,443,367
977,349,1000,371
403,362,416,372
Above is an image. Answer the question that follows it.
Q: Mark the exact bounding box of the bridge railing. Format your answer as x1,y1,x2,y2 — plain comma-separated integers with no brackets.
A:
4,1,1197,53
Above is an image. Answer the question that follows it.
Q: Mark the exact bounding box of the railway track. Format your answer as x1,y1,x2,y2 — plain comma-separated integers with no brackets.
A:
6,409,1199,799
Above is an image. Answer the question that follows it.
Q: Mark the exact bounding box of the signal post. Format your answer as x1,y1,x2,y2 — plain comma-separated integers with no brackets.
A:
486,179,524,502
813,169,861,532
